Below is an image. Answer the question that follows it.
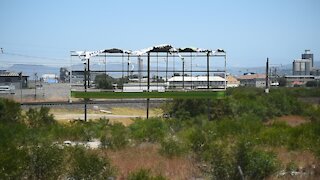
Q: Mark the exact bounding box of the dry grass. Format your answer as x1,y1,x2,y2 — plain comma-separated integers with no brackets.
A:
102,143,200,179
110,107,162,117
265,115,310,127
272,147,318,168
263,147,320,180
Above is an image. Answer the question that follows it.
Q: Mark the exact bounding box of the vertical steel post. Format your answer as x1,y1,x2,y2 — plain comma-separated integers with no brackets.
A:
87,58,90,88
127,54,130,78
207,52,210,89
147,52,150,119
166,53,168,85
182,60,185,89
207,52,211,121
224,54,227,91
84,62,87,122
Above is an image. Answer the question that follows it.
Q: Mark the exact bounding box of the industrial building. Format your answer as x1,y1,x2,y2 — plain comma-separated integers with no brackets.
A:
238,73,266,88
288,50,319,86
167,76,226,89
226,75,240,88
0,70,29,89
71,71,102,84
292,59,312,75
122,83,166,92
60,67,70,83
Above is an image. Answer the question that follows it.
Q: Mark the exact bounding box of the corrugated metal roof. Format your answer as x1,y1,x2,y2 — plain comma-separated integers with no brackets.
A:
238,74,266,80
0,72,28,77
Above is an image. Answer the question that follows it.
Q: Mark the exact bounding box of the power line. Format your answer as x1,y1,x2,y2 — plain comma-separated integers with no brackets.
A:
0,48,68,61
3,51,68,61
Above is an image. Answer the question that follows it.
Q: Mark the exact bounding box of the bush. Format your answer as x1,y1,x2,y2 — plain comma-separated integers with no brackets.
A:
69,147,115,179
210,143,235,180
127,169,166,180
101,123,129,150
160,136,187,158
0,145,28,179
25,107,55,128
258,122,291,147
0,98,21,123
235,141,279,179
26,144,64,179
130,118,168,142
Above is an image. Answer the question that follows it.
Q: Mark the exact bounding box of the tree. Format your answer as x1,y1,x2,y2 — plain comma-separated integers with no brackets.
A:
95,74,114,89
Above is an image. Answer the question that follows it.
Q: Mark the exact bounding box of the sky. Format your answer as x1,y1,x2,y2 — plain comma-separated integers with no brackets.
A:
0,0,320,67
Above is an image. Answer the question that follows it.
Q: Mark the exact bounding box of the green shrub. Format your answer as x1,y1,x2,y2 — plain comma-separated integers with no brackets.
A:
101,123,129,150
26,144,64,179
127,169,166,180
0,98,21,123
130,118,168,142
0,145,28,179
258,122,291,147
25,107,55,128
160,136,187,158
69,147,115,179
235,141,279,179
210,143,235,180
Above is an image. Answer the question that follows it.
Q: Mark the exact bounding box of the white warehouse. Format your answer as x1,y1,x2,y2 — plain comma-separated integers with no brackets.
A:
168,76,226,89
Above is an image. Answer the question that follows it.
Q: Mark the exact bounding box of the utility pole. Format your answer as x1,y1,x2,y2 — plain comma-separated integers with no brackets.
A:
265,58,269,94
84,62,87,122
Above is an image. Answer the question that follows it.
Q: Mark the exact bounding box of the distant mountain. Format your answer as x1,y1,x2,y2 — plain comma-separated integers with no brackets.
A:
7,64,60,79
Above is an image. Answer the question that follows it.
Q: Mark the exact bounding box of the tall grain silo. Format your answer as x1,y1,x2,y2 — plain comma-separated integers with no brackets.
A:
302,50,314,68
293,59,312,75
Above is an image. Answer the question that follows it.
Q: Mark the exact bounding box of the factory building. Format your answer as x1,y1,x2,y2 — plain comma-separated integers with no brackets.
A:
168,76,226,89
0,70,29,89
238,73,266,88
292,59,312,75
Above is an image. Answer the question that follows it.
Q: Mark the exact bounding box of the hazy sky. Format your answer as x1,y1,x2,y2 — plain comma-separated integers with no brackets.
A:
0,0,320,67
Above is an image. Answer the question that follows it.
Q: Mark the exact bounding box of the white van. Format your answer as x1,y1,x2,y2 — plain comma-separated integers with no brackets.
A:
0,85,15,94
